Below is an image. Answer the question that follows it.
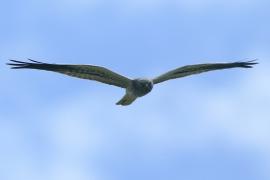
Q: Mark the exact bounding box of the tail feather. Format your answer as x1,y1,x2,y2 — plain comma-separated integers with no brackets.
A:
116,94,137,106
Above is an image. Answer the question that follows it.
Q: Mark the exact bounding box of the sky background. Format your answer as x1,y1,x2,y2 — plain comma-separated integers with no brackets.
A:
1,0,270,180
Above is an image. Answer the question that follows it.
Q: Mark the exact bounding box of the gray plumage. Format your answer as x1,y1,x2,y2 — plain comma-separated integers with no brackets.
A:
7,59,258,106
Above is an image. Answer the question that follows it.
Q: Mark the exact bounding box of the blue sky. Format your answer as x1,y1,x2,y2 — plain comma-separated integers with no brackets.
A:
1,0,270,180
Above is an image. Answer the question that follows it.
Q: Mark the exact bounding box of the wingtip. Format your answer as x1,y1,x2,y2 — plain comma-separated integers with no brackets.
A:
247,59,259,64
7,59,33,69
238,59,258,68
6,63,15,69
7,58,47,69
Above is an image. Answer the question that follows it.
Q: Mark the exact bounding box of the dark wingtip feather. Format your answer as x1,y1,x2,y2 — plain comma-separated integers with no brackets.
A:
7,59,45,69
28,58,43,63
237,59,258,68
9,59,26,64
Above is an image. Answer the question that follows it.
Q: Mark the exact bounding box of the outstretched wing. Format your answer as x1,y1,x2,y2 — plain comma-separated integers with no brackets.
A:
153,60,258,84
7,59,131,88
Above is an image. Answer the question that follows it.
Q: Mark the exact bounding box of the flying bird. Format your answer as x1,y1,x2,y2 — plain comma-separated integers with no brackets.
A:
7,59,258,106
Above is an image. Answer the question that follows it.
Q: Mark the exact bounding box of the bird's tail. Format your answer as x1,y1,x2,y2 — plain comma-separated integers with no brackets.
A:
116,93,137,106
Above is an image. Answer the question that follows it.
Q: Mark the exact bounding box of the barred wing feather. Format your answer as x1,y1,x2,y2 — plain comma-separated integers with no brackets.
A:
153,60,258,84
7,59,131,88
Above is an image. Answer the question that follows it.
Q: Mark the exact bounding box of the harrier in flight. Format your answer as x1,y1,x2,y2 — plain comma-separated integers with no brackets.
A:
7,59,257,106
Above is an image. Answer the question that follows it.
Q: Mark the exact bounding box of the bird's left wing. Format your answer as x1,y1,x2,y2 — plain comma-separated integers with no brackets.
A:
153,60,258,84
7,59,131,88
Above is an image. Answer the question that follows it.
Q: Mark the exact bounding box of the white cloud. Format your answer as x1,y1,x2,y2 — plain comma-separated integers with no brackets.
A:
205,59,270,145
49,163,101,180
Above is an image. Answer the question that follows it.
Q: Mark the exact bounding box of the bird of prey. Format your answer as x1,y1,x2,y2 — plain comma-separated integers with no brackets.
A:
7,59,257,106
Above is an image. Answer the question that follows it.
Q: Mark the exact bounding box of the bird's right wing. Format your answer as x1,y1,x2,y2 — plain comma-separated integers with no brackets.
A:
153,60,258,84
7,59,131,88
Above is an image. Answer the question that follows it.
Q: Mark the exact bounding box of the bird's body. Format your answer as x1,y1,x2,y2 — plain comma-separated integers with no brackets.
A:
129,79,154,97
117,78,154,105
7,59,257,106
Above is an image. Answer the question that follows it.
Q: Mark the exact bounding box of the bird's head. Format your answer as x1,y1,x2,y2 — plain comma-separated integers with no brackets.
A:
132,78,153,96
